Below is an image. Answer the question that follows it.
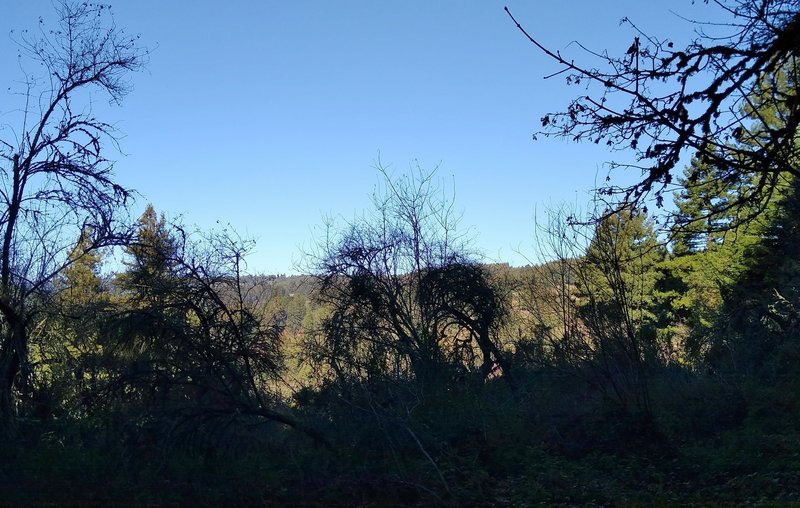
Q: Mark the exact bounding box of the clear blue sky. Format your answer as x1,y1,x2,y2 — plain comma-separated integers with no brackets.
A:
1,1,717,274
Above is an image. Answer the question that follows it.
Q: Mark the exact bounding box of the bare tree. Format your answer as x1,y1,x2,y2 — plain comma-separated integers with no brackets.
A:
305,164,513,389
0,2,146,427
515,205,589,368
507,0,799,225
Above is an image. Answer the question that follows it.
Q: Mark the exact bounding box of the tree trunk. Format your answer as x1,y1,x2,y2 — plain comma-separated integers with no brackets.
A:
476,325,517,392
0,305,25,432
0,333,19,431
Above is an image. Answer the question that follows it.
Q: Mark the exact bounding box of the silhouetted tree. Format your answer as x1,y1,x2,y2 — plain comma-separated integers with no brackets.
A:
119,204,178,304
507,0,799,226
0,1,146,429
106,216,327,449
307,165,512,389
418,263,514,383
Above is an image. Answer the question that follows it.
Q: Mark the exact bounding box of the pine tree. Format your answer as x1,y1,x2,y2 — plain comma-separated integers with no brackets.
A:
663,161,760,362
60,227,105,304
118,204,178,303
31,228,109,417
663,62,798,364
574,209,665,415
672,158,748,255
579,209,664,339
721,177,800,376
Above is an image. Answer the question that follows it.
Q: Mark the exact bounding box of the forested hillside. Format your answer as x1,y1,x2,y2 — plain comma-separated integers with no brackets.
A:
2,1,800,506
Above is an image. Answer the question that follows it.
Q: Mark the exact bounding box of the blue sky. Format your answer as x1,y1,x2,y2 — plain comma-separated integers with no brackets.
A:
1,1,717,274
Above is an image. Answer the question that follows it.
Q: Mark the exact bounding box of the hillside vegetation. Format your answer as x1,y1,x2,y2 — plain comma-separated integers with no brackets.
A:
2,0,800,505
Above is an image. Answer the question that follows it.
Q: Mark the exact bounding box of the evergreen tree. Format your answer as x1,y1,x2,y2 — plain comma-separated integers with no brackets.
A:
663,61,798,365
672,158,749,256
575,209,665,414
119,204,178,302
664,161,760,363
721,177,800,376
579,209,664,343
60,228,105,304
102,204,183,420
32,228,109,417
655,242,750,364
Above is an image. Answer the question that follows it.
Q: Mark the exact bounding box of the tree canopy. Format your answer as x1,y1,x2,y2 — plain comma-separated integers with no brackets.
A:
0,1,146,428
507,0,799,227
